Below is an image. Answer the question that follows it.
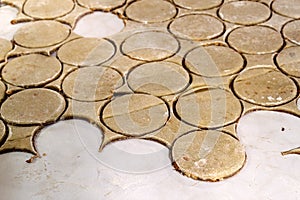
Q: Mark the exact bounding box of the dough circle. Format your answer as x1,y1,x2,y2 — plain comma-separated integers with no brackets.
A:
62,66,123,102
121,31,179,61
276,46,300,78
0,119,6,145
233,67,298,106
101,94,169,136
0,38,12,61
175,87,242,128
227,26,283,54
13,20,70,48
218,1,271,25
77,0,126,11
1,88,66,125
23,0,74,19
127,61,190,96
173,0,222,10
184,45,244,77
0,81,6,102
57,37,116,66
272,0,300,19
169,14,224,41
2,54,62,87
282,20,300,46
125,0,177,23
172,130,246,182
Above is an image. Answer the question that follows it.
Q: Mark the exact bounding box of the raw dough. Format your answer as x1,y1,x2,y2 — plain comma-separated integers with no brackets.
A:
0,81,6,101
23,0,74,19
77,0,126,11
57,37,116,66
233,67,298,106
121,31,179,61
125,0,177,23
13,20,70,48
227,26,283,54
175,87,242,128
173,0,222,10
101,94,169,136
169,14,224,41
0,38,12,61
218,1,271,25
276,46,300,78
272,0,300,19
1,88,66,125
184,45,244,77
282,20,300,45
172,130,246,181
0,119,6,144
2,54,62,87
127,61,190,96
62,66,123,102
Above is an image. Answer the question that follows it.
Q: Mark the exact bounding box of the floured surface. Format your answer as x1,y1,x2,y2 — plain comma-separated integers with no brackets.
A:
0,0,299,198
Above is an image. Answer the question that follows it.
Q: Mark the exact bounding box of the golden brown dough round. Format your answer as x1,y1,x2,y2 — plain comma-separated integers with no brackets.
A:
23,0,74,19
1,88,66,125
125,0,177,23
121,31,179,61
62,66,123,102
14,20,70,48
169,14,224,41
172,130,246,182
127,61,190,96
227,26,283,54
233,67,298,106
57,37,116,66
101,94,169,136
175,87,242,128
2,54,62,87
184,45,244,77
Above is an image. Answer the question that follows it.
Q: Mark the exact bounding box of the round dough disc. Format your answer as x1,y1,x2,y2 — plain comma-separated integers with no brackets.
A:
272,0,300,19
121,31,179,61
14,20,70,48
2,54,62,87
23,0,74,19
172,130,246,181
218,1,271,25
276,46,300,78
0,119,6,145
184,45,244,77
125,0,177,23
233,67,298,106
1,88,66,125
169,14,224,41
175,87,242,128
0,81,6,102
227,26,283,54
127,61,190,96
57,37,116,66
62,66,123,102
77,0,126,11
283,20,300,46
173,0,222,10
0,38,12,61
101,94,169,136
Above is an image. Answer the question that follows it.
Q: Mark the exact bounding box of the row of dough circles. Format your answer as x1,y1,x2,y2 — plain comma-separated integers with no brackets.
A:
10,18,298,65
8,0,300,26
22,0,126,20
123,0,298,25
